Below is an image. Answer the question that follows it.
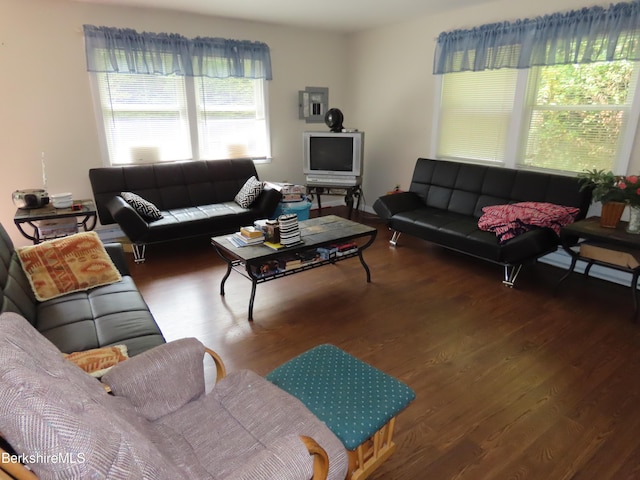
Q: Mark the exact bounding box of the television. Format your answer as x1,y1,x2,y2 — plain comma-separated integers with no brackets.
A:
303,131,364,186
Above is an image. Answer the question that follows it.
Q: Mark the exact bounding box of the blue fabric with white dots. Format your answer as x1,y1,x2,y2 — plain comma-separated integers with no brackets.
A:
266,344,416,450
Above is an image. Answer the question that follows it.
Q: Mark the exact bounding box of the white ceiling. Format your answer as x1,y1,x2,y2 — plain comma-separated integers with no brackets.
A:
71,0,494,32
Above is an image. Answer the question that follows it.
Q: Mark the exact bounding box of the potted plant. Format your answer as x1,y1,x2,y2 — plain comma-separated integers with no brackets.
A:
577,169,626,228
616,175,640,233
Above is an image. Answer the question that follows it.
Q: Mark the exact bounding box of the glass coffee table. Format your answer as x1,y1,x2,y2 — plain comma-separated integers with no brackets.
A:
211,215,377,320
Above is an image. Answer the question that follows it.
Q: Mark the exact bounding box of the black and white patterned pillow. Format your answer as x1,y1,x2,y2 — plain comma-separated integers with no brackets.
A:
120,192,163,221
234,176,264,208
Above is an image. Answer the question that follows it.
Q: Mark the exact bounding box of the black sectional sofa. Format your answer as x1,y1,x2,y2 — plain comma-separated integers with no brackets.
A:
89,158,281,262
373,158,592,286
0,223,164,356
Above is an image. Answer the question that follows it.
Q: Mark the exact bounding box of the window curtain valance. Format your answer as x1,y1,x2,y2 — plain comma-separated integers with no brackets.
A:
83,25,272,80
434,1,640,74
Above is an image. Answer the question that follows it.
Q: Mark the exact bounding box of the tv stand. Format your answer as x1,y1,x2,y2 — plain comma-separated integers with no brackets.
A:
306,184,362,219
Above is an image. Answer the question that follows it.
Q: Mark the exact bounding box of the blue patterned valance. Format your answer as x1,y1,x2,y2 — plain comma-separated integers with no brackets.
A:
83,25,272,80
434,1,640,74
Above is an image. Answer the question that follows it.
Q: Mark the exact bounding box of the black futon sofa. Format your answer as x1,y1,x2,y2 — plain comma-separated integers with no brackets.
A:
373,158,592,286
0,222,164,356
89,159,281,262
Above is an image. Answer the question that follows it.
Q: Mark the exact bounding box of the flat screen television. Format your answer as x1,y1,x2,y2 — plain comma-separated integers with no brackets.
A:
303,131,364,185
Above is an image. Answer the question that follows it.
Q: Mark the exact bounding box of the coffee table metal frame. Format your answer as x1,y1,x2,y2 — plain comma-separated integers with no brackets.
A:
211,215,377,320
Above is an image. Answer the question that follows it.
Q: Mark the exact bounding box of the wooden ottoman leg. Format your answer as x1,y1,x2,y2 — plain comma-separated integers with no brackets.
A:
347,417,398,480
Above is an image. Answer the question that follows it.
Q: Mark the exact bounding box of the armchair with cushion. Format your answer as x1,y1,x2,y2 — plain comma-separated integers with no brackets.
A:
0,312,348,480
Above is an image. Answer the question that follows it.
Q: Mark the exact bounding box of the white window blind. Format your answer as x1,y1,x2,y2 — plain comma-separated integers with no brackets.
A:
90,51,271,166
195,76,268,160
434,60,640,174
96,72,192,164
522,62,638,173
437,69,518,163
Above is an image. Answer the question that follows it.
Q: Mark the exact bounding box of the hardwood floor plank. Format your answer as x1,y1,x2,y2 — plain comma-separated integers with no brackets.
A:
128,207,640,479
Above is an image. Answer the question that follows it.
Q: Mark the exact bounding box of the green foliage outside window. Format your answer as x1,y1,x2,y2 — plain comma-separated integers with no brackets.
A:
523,61,634,173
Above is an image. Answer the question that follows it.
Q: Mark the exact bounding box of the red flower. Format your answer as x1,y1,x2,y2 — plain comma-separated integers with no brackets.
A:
628,175,639,184
619,182,627,190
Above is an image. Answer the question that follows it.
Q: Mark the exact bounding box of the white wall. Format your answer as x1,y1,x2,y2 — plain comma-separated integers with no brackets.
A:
350,0,640,207
0,0,352,245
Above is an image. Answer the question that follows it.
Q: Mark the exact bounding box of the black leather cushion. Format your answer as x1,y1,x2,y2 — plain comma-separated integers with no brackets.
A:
0,226,37,324
36,277,164,356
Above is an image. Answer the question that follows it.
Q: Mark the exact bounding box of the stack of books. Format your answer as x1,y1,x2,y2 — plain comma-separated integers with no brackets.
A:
278,214,301,247
228,226,265,247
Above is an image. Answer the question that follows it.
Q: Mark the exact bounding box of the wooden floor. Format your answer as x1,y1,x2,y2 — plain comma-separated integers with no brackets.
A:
128,207,640,480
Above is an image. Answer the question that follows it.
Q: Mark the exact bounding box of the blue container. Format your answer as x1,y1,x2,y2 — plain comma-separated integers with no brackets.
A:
272,200,312,221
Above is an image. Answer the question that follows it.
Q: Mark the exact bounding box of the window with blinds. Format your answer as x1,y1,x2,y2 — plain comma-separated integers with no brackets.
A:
522,62,637,173
437,69,518,163
194,76,268,161
434,60,639,174
92,59,270,165
96,72,192,164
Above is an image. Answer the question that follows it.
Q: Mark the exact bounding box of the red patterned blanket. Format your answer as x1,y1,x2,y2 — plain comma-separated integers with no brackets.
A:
478,202,580,244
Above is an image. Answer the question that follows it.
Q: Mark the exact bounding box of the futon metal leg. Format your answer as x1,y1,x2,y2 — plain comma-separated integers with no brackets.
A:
390,230,401,246
503,264,522,287
132,244,146,263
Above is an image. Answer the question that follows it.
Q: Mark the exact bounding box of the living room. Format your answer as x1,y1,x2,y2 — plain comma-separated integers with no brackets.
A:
4,0,640,478
7,0,640,243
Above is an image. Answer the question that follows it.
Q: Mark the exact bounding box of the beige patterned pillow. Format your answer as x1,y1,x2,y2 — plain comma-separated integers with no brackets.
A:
65,345,129,377
16,231,122,301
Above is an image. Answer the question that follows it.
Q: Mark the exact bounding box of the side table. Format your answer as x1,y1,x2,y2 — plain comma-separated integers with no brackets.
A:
306,184,362,219
559,216,640,320
14,199,97,244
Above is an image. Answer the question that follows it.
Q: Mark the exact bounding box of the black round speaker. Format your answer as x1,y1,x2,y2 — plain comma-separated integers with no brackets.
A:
324,108,344,132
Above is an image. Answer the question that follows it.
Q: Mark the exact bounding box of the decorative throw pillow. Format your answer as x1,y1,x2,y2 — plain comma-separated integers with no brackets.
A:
121,191,163,220
234,176,264,208
64,345,129,378
16,231,122,301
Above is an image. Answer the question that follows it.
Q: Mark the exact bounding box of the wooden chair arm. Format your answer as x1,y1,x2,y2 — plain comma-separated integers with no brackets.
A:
205,347,227,382
300,436,329,480
0,439,39,480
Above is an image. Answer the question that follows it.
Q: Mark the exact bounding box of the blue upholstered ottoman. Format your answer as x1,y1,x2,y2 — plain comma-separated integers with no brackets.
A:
266,344,415,480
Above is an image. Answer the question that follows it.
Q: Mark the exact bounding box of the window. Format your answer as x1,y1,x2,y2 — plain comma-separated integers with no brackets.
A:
194,76,268,161
83,26,272,166
93,69,269,165
432,2,640,175
437,69,517,163
522,62,637,173
96,70,192,164
435,60,639,174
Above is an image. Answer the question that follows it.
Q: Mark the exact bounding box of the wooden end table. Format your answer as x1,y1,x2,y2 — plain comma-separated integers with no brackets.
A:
14,199,97,244
559,216,640,320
